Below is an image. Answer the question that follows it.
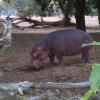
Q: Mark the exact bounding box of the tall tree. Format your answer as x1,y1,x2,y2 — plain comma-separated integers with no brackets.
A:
87,0,100,25
75,0,86,31
34,0,51,16
93,0,100,25
55,0,74,26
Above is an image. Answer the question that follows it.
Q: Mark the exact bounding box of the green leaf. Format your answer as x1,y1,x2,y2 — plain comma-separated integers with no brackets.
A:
89,63,100,92
81,41,100,47
82,89,94,100
91,41,100,45
92,63,100,69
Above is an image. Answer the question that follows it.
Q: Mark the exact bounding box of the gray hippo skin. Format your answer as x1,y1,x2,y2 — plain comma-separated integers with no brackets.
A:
28,29,93,70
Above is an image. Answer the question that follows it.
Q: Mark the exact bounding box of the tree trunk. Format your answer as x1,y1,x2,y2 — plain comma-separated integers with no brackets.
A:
98,9,100,25
75,0,86,31
63,12,71,26
58,0,72,26
0,17,12,55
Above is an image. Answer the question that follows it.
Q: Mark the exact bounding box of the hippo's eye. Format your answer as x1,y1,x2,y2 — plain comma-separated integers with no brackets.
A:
33,53,40,59
34,54,37,57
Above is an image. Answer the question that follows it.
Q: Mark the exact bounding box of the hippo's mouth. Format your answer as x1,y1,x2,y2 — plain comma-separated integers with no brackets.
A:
26,60,44,70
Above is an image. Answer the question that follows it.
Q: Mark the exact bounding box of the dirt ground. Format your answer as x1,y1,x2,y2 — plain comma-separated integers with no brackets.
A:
0,16,100,96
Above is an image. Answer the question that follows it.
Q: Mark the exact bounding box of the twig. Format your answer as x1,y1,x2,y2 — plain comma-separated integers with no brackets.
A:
68,96,82,100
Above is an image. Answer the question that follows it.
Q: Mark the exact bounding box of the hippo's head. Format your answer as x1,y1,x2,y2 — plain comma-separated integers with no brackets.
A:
28,47,48,70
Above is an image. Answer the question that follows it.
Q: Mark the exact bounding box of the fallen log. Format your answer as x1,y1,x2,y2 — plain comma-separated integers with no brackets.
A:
0,81,89,100
0,81,100,100
9,17,61,29
0,81,90,93
31,82,90,89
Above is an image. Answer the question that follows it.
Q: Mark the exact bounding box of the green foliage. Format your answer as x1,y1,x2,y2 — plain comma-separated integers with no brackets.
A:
89,63,100,92
82,90,94,100
18,0,41,17
81,41,100,47
81,40,100,100
90,0,100,23
34,0,51,16
58,0,74,26
85,0,98,16
58,0,74,15
82,64,100,100
11,0,61,17
92,0,100,9
0,0,10,9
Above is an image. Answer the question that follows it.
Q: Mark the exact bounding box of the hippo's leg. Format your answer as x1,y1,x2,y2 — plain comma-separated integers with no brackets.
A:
56,54,65,67
82,50,90,64
49,53,55,66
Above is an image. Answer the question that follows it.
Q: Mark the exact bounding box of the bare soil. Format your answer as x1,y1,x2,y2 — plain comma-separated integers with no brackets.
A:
0,28,100,96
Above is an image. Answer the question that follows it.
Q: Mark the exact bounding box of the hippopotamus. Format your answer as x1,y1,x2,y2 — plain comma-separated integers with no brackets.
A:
28,29,93,70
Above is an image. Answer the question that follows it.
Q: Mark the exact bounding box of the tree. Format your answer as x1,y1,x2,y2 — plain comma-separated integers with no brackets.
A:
85,0,100,25
3,0,10,3
11,0,31,17
34,0,51,16
92,0,100,25
75,0,86,31
2,0,88,29
58,0,74,26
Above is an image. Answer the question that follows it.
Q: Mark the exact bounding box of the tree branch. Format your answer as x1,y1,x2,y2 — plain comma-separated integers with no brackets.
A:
10,17,61,29
0,17,12,55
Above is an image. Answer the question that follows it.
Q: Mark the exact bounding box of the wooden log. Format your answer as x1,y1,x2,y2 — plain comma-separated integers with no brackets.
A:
0,81,90,91
0,82,89,100
10,17,61,29
31,82,90,89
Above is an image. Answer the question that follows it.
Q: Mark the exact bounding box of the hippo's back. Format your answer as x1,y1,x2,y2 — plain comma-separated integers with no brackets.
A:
47,29,93,56
48,29,92,42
